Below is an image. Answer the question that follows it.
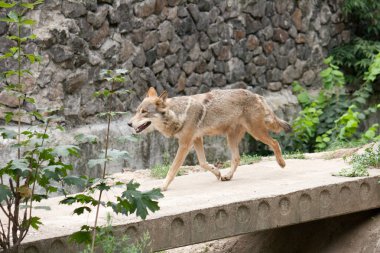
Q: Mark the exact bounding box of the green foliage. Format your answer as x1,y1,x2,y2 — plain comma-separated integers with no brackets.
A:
336,144,380,177
61,69,163,252
150,153,184,179
283,151,305,160
80,214,152,253
287,54,380,153
222,154,262,168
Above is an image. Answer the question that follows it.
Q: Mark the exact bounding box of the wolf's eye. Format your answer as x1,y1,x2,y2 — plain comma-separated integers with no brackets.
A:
141,109,147,114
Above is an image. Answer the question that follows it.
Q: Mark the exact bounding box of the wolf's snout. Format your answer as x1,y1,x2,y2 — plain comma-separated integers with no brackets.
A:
127,122,132,127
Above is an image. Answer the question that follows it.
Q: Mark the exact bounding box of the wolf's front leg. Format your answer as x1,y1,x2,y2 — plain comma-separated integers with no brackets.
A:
193,137,221,179
161,140,192,191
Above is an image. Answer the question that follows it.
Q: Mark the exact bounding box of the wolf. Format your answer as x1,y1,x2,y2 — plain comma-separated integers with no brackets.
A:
128,87,291,191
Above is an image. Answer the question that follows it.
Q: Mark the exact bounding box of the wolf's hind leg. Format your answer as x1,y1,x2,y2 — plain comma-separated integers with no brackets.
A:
222,126,246,181
194,137,221,180
247,126,286,168
162,139,192,191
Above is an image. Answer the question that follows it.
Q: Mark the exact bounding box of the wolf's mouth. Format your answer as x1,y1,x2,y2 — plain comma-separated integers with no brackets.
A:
136,121,151,133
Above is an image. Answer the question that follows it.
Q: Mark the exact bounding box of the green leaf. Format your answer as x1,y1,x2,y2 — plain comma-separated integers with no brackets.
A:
73,206,92,215
0,1,17,8
63,176,87,188
5,112,13,124
104,149,130,161
69,230,92,245
7,11,19,22
23,216,42,230
52,145,80,157
0,184,12,203
20,19,36,25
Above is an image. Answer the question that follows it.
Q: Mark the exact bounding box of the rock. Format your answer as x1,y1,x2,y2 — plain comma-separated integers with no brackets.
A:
0,107,33,124
144,15,160,30
0,37,16,53
245,15,263,34
64,70,88,94
88,51,103,66
244,0,266,18
176,72,187,92
176,16,195,36
246,35,259,50
49,45,74,63
259,26,273,40
87,5,109,29
167,65,181,86
227,57,245,83
120,40,135,62
292,8,303,31
152,59,165,74
100,39,119,59
273,28,289,43
0,91,22,108
282,59,306,83
142,31,159,51
158,21,174,42
189,43,201,61
199,32,210,51
320,4,331,24
164,54,178,67
157,41,170,57
212,73,227,87
62,0,87,18
182,61,196,75
263,41,274,54
109,4,130,25
187,73,202,87
254,55,267,66
132,48,146,68
134,0,156,18
68,36,87,54
300,70,316,86
195,60,208,74
197,12,210,32
275,0,294,14
89,21,110,49
187,4,200,22
63,94,81,116
267,69,282,82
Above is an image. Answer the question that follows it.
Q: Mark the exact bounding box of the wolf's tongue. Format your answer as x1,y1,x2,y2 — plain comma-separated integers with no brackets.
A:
136,121,151,133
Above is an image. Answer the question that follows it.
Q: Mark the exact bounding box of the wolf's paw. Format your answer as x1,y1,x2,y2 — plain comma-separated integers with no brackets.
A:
221,175,232,181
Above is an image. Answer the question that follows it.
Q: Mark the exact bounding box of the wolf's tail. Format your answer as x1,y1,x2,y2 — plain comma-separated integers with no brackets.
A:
267,116,292,134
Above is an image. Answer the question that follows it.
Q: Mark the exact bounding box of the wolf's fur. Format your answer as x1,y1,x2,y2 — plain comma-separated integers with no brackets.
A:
129,87,291,191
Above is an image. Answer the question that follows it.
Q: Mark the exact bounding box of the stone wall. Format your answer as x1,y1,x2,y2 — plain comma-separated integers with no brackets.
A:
0,0,349,125
0,0,350,169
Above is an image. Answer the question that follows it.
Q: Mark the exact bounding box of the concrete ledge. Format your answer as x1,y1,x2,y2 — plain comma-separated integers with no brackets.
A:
11,159,380,252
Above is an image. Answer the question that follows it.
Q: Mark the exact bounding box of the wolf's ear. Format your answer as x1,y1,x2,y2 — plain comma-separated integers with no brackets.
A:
159,90,168,101
147,87,157,97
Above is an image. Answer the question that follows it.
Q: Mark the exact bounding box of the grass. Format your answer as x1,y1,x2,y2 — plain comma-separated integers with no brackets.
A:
335,144,380,177
150,163,186,179
283,151,306,159
222,154,262,168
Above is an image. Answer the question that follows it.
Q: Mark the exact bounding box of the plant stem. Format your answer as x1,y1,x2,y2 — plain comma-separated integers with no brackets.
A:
90,84,113,253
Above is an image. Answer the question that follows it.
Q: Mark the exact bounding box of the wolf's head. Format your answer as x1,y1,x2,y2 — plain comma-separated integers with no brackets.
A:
128,87,168,134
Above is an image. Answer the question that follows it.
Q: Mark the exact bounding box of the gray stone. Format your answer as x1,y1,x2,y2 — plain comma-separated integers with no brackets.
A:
189,43,201,61
119,22,133,34
182,61,196,75
254,55,267,66
62,1,87,18
109,4,131,25
87,5,109,28
168,65,181,86
320,4,331,24
276,55,288,70
244,0,266,18
245,15,263,35
68,36,87,54
120,40,135,62
157,41,170,57
176,16,195,36
267,69,282,82
88,51,103,66
144,15,160,30
0,37,16,53
100,39,119,59
49,45,74,63
227,57,245,83
142,31,159,51
0,91,22,108
279,13,292,30
187,4,200,22
64,70,88,94
199,32,210,51
273,28,289,43
207,24,219,42
301,69,317,86
134,0,156,18
282,59,306,83
169,35,182,53
259,26,273,40
292,8,303,31
131,27,146,44
195,60,208,74
212,73,226,87
145,48,157,66
177,6,189,18
183,34,198,51
152,59,165,74
197,12,210,32
132,48,146,68
187,72,202,87
275,0,295,14
158,21,174,42
164,54,178,67
198,1,212,12
246,35,260,50
89,21,110,49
